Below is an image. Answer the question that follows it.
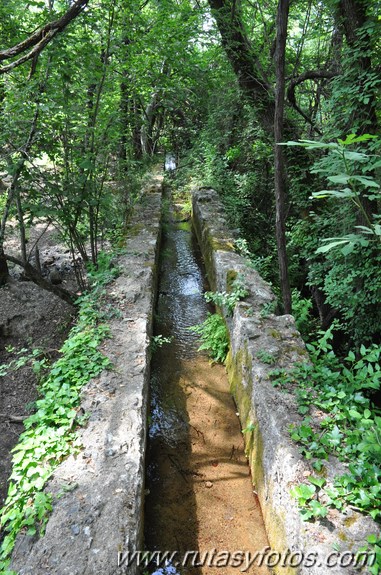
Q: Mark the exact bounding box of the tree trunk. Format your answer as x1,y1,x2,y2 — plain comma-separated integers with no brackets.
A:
119,79,130,166
5,254,75,305
133,98,143,160
274,0,291,314
0,247,9,286
208,0,274,131
141,91,160,156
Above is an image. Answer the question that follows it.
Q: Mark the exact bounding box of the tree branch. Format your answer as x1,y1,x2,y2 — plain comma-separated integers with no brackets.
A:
287,69,338,133
0,0,89,74
5,254,75,306
0,413,26,424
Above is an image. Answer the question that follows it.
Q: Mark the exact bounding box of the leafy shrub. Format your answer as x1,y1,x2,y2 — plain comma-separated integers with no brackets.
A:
204,275,248,316
285,134,381,347
190,313,229,363
291,289,317,340
272,325,381,525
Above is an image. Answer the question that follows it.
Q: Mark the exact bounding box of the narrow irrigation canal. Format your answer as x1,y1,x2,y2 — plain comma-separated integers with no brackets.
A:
144,192,269,575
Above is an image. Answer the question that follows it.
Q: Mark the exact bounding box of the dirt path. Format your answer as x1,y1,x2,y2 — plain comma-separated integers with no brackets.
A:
144,196,270,575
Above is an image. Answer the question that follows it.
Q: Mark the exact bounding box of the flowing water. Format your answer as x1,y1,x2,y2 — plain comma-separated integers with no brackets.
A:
144,195,270,575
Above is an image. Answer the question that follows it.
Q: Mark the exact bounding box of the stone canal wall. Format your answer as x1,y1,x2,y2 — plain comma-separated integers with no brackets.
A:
192,188,379,575
10,176,163,575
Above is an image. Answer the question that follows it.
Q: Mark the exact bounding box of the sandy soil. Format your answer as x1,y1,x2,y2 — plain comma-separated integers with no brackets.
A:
145,354,270,575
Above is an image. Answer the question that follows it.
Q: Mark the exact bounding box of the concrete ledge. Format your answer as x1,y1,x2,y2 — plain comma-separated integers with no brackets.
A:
192,188,379,575
10,178,163,575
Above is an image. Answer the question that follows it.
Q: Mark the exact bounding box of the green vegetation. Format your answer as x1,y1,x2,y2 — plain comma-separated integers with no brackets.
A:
190,275,248,362
0,258,115,571
271,326,381,532
150,334,173,353
256,349,277,365
0,347,46,378
190,313,229,363
204,275,249,316
0,0,380,566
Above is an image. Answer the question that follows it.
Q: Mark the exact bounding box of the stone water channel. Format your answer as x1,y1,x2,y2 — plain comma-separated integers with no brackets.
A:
144,193,270,575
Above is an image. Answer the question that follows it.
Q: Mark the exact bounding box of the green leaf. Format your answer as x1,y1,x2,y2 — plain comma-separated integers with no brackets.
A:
316,240,350,253
338,133,378,145
291,483,316,502
341,151,369,161
352,176,380,189
282,140,338,150
312,188,355,199
309,476,327,489
327,174,350,184
309,499,328,518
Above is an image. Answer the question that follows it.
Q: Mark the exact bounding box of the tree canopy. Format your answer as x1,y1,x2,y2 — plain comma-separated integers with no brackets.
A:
0,0,380,345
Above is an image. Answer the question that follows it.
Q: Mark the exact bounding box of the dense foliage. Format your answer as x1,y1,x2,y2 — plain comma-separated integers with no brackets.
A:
0,0,380,566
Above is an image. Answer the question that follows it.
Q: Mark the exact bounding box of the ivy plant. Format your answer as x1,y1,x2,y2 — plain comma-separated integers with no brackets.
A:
0,257,114,571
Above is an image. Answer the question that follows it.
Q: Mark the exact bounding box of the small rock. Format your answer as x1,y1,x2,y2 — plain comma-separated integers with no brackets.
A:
205,481,213,488
71,524,80,536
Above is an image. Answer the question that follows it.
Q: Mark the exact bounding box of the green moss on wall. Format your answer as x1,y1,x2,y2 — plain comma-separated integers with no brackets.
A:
226,344,298,575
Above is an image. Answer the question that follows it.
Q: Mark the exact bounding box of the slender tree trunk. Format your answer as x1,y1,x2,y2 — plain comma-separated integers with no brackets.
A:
119,78,130,166
133,98,143,160
274,0,291,314
0,105,39,286
0,247,9,286
141,91,160,156
16,191,27,263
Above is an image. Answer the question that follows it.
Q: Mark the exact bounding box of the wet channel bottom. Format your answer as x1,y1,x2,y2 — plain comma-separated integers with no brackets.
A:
144,200,269,575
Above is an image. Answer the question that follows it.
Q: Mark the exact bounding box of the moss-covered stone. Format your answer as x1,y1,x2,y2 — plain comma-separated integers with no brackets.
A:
227,345,296,574
344,515,359,528
175,221,191,232
268,328,282,340
210,237,235,252
126,223,144,237
226,269,238,291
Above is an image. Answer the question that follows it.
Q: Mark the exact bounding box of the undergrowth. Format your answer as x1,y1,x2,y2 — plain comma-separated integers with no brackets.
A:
190,273,248,363
204,274,248,316
0,253,116,574
189,313,229,363
270,325,381,573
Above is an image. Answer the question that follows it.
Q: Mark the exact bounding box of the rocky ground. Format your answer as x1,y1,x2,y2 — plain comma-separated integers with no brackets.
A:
0,222,77,507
